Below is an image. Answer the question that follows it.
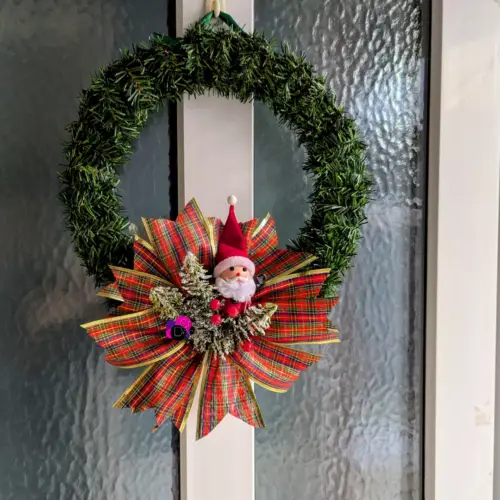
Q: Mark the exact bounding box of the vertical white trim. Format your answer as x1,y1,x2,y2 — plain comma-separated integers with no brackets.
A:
495,167,500,498
176,2,254,500
426,0,500,499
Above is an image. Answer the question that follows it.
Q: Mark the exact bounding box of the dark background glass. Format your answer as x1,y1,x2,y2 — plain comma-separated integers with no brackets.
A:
254,1,428,499
0,1,178,499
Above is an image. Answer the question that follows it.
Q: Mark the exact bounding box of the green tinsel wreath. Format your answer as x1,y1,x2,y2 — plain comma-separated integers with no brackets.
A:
59,11,371,296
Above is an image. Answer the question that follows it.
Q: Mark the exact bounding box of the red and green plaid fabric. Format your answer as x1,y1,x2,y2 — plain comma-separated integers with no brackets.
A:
197,352,264,439
243,214,315,280
229,338,322,392
110,266,172,313
143,200,213,286
255,270,330,301
114,344,194,409
240,218,259,246
133,236,170,279
83,198,341,438
114,344,203,430
248,215,278,258
82,309,181,367
253,248,316,281
263,327,339,345
148,352,202,426
168,363,203,431
98,281,123,302
269,298,337,326
264,297,339,344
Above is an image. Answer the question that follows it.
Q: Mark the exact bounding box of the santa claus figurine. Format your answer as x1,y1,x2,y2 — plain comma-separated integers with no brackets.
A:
211,195,256,323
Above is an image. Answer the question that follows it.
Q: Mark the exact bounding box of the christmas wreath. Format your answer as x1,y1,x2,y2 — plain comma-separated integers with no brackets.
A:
59,11,370,297
61,11,371,438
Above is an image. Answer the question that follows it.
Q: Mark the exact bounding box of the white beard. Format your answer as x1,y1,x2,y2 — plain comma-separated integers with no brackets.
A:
215,276,256,302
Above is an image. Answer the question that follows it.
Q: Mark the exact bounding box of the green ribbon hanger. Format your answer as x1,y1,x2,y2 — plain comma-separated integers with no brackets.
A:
199,10,243,32
152,10,243,45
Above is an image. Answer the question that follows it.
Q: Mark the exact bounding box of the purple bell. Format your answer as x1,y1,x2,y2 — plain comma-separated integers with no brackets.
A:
166,316,192,340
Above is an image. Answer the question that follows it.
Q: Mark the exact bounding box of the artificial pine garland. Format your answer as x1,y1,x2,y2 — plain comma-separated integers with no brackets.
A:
59,11,370,296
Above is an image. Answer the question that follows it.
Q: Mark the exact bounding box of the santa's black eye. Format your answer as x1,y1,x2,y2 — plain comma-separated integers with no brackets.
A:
243,267,247,272
230,266,235,271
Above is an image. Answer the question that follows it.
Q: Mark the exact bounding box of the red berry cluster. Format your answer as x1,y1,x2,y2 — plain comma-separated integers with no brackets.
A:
210,298,238,324
209,298,253,351
210,299,222,325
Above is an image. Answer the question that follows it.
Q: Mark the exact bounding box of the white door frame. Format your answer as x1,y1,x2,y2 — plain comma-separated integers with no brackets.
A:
176,2,254,500
425,0,500,499
176,1,500,499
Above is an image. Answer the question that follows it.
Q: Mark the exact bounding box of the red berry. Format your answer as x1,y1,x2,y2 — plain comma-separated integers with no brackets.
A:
211,314,222,326
242,340,252,352
210,299,221,311
226,305,239,318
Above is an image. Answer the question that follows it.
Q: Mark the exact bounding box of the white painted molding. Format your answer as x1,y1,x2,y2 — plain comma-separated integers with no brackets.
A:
176,2,254,500
426,1,500,499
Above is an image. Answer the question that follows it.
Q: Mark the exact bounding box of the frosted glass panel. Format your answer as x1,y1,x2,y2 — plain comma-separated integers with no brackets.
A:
0,1,178,498
254,1,428,499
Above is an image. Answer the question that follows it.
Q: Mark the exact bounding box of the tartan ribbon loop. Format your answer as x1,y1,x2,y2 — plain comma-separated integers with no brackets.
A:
197,352,264,439
110,266,173,313
142,199,214,286
133,235,171,279
115,344,204,431
229,338,322,392
255,269,331,301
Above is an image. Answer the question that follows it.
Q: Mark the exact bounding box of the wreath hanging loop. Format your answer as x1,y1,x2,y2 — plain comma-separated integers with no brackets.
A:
200,9,242,30
59,14,370,296
205,0,226,17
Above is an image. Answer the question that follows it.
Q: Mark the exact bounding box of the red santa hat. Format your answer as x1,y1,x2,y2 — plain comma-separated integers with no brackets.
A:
213,195,255,278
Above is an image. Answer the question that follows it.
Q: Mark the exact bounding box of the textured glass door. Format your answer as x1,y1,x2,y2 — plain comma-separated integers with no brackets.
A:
254,1,428,499
0,1,178,499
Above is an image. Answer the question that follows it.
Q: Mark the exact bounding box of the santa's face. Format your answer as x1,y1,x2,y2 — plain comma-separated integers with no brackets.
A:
219,265,250,282
215,265,256,303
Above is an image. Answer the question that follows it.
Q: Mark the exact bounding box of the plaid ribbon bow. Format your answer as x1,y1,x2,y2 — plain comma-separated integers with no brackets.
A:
82,199,339,439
